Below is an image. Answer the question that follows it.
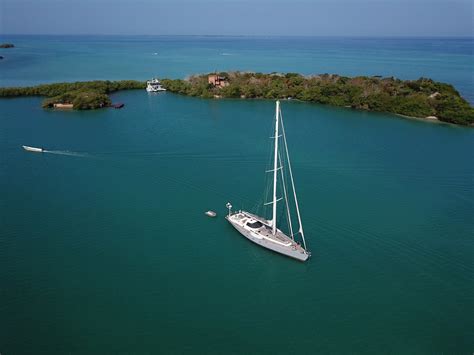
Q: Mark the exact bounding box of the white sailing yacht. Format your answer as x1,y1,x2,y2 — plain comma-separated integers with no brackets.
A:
226,101,310,261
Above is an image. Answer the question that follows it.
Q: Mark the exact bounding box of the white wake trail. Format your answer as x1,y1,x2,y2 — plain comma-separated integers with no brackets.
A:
43,150,89,158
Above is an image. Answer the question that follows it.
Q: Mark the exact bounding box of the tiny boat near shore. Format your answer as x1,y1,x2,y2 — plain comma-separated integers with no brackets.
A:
22,145,44,153
146,78,166,92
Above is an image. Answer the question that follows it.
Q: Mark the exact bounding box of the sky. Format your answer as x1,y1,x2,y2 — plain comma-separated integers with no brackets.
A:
0,0,472,37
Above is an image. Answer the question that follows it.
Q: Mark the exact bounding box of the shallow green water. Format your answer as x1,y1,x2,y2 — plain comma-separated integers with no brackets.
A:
1,91,473,354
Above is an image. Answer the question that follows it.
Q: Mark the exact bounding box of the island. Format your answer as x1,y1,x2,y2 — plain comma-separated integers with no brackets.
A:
0,80,146,110
161,72,474,126
0,73,472,126
0,43,14,48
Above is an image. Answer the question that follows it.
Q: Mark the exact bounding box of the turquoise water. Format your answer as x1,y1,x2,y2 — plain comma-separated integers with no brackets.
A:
1,37,474,354
0,35,473,103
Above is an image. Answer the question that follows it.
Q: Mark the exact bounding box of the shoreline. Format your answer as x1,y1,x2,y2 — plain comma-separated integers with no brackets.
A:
0,80,145,110
1,73,473,126
161,72,474,126
392,112,473,127
195,95,470,126
394,113,448,125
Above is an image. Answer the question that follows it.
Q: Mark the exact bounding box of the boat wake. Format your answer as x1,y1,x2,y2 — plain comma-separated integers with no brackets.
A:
27,147,266,166
43,150,89,158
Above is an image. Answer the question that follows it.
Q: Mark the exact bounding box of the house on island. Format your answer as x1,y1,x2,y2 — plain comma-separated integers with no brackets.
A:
208,74,229,88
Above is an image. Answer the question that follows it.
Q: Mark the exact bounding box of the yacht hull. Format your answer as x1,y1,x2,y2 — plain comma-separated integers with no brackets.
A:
146,87,166,92
226,211,309,262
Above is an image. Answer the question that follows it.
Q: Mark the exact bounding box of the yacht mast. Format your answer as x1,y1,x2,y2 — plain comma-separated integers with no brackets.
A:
271,100,280,235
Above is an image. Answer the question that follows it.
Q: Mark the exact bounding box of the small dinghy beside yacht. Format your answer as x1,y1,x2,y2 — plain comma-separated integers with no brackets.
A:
22,145,44,153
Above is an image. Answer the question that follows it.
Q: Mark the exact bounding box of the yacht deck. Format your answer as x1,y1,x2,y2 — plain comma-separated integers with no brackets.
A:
229,211,306,252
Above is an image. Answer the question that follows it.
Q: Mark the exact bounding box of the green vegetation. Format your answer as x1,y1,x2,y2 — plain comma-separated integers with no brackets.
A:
41,90,112,110
1,74,472,125
162,72,474,125
0,43,14,48
0,80,145,110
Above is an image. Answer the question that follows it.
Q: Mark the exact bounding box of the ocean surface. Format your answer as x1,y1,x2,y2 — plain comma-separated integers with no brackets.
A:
0,36,473,354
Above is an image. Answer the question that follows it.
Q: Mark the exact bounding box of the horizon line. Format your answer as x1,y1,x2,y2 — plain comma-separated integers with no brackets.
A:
1,33,473,39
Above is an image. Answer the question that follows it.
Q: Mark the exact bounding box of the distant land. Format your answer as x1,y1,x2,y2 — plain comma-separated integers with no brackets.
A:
0,43,14,48
0,72,473,125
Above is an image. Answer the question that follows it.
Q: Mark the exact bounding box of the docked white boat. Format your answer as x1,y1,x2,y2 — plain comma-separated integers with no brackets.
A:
146,78,166,92
226,101,310,261
22,145,44,153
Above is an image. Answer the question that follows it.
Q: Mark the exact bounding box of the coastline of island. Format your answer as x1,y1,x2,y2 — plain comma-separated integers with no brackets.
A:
161,72,473,126
0,72,472,126
0,80,145,110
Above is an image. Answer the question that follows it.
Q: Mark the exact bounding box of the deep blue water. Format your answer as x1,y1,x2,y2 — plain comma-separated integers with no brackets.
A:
0,36,473,354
